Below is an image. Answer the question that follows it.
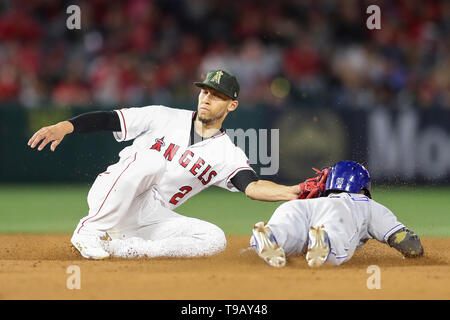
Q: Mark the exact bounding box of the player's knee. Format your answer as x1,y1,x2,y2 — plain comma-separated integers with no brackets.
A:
388,228,424,258
211,225,227,250
203,222,227,255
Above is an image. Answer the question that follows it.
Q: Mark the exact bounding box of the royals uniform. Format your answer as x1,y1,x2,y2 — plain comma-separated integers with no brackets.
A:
73,105,254,258
265,192,405,265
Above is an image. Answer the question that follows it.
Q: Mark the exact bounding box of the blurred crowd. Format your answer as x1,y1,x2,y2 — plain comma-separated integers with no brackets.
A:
0,0,448,110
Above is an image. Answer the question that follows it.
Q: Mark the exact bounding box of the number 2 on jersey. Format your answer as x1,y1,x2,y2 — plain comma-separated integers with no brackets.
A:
169,186,193,205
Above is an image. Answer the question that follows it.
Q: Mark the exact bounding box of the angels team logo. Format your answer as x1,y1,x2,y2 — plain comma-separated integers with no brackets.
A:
150,137,165,152
210,70,223,84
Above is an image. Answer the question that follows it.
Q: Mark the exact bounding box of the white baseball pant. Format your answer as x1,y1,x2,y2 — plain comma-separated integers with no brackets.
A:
73,149,226,258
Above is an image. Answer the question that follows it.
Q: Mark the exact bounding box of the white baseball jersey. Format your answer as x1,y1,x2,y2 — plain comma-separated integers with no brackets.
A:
74,105,251,257
113,105,253,210
266,193,405,265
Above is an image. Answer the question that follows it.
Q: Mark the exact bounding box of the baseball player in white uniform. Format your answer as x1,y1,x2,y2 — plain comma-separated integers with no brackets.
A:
250,161,424,268
28,70,302,259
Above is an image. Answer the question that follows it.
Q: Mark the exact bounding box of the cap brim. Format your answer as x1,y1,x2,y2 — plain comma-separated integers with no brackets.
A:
194,82,210,88
193,82,234,99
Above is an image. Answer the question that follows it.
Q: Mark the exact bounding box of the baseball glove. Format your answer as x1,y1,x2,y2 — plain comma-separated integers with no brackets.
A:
298,167,330,199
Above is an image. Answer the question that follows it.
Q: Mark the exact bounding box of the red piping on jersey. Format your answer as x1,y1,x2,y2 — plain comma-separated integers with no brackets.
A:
117,109,127,141
213,131,226,139
226,166,253,182
77,152,138,234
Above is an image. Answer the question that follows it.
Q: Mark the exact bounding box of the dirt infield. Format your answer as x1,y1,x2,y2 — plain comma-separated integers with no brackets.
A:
0,235,448,300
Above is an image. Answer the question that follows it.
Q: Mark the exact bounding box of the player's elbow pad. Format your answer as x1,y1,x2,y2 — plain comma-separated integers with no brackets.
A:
387,228,424,258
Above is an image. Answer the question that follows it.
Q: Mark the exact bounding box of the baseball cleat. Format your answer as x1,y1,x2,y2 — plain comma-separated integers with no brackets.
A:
251,221,286,268
71,233,110,260
306,225,330,268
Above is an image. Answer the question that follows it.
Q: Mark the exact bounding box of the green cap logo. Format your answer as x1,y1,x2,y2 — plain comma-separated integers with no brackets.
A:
210,71,224,84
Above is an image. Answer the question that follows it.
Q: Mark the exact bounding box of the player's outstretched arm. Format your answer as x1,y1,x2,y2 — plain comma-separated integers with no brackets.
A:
27,110,121,152
28,121,74,152
245,180,300,202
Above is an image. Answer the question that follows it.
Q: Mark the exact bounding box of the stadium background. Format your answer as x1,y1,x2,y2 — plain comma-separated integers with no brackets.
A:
0,1,449,240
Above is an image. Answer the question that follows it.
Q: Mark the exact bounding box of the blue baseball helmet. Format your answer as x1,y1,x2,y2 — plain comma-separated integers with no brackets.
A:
324,161,371,198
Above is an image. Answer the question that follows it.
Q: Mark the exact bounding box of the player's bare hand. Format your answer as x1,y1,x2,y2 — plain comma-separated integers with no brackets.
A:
27,121,74,152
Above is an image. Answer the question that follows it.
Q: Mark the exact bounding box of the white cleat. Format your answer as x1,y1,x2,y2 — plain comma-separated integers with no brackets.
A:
71,232,110,260
306,225,330,268
251,221,286,268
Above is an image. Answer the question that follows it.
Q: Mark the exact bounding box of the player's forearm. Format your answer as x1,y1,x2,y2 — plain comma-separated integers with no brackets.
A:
27,111,120,152
68,111,121,133
245,180,299,202
58,120,75,134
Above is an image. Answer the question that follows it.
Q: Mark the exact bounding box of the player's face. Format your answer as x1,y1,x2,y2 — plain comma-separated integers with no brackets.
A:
197,88,237,124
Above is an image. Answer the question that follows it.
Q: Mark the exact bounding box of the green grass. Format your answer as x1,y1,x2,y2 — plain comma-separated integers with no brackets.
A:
0,184,91,233
0,184,449,237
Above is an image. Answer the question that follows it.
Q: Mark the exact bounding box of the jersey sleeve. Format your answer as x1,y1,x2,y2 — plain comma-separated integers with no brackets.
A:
113,105,172,142
367,200,405,243
214,146,255,192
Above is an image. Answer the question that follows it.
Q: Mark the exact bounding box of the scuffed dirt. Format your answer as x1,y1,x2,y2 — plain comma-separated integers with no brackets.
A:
0,235,448,299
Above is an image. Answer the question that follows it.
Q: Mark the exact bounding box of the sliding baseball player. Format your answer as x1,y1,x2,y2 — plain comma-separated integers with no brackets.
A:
251,161,424,267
